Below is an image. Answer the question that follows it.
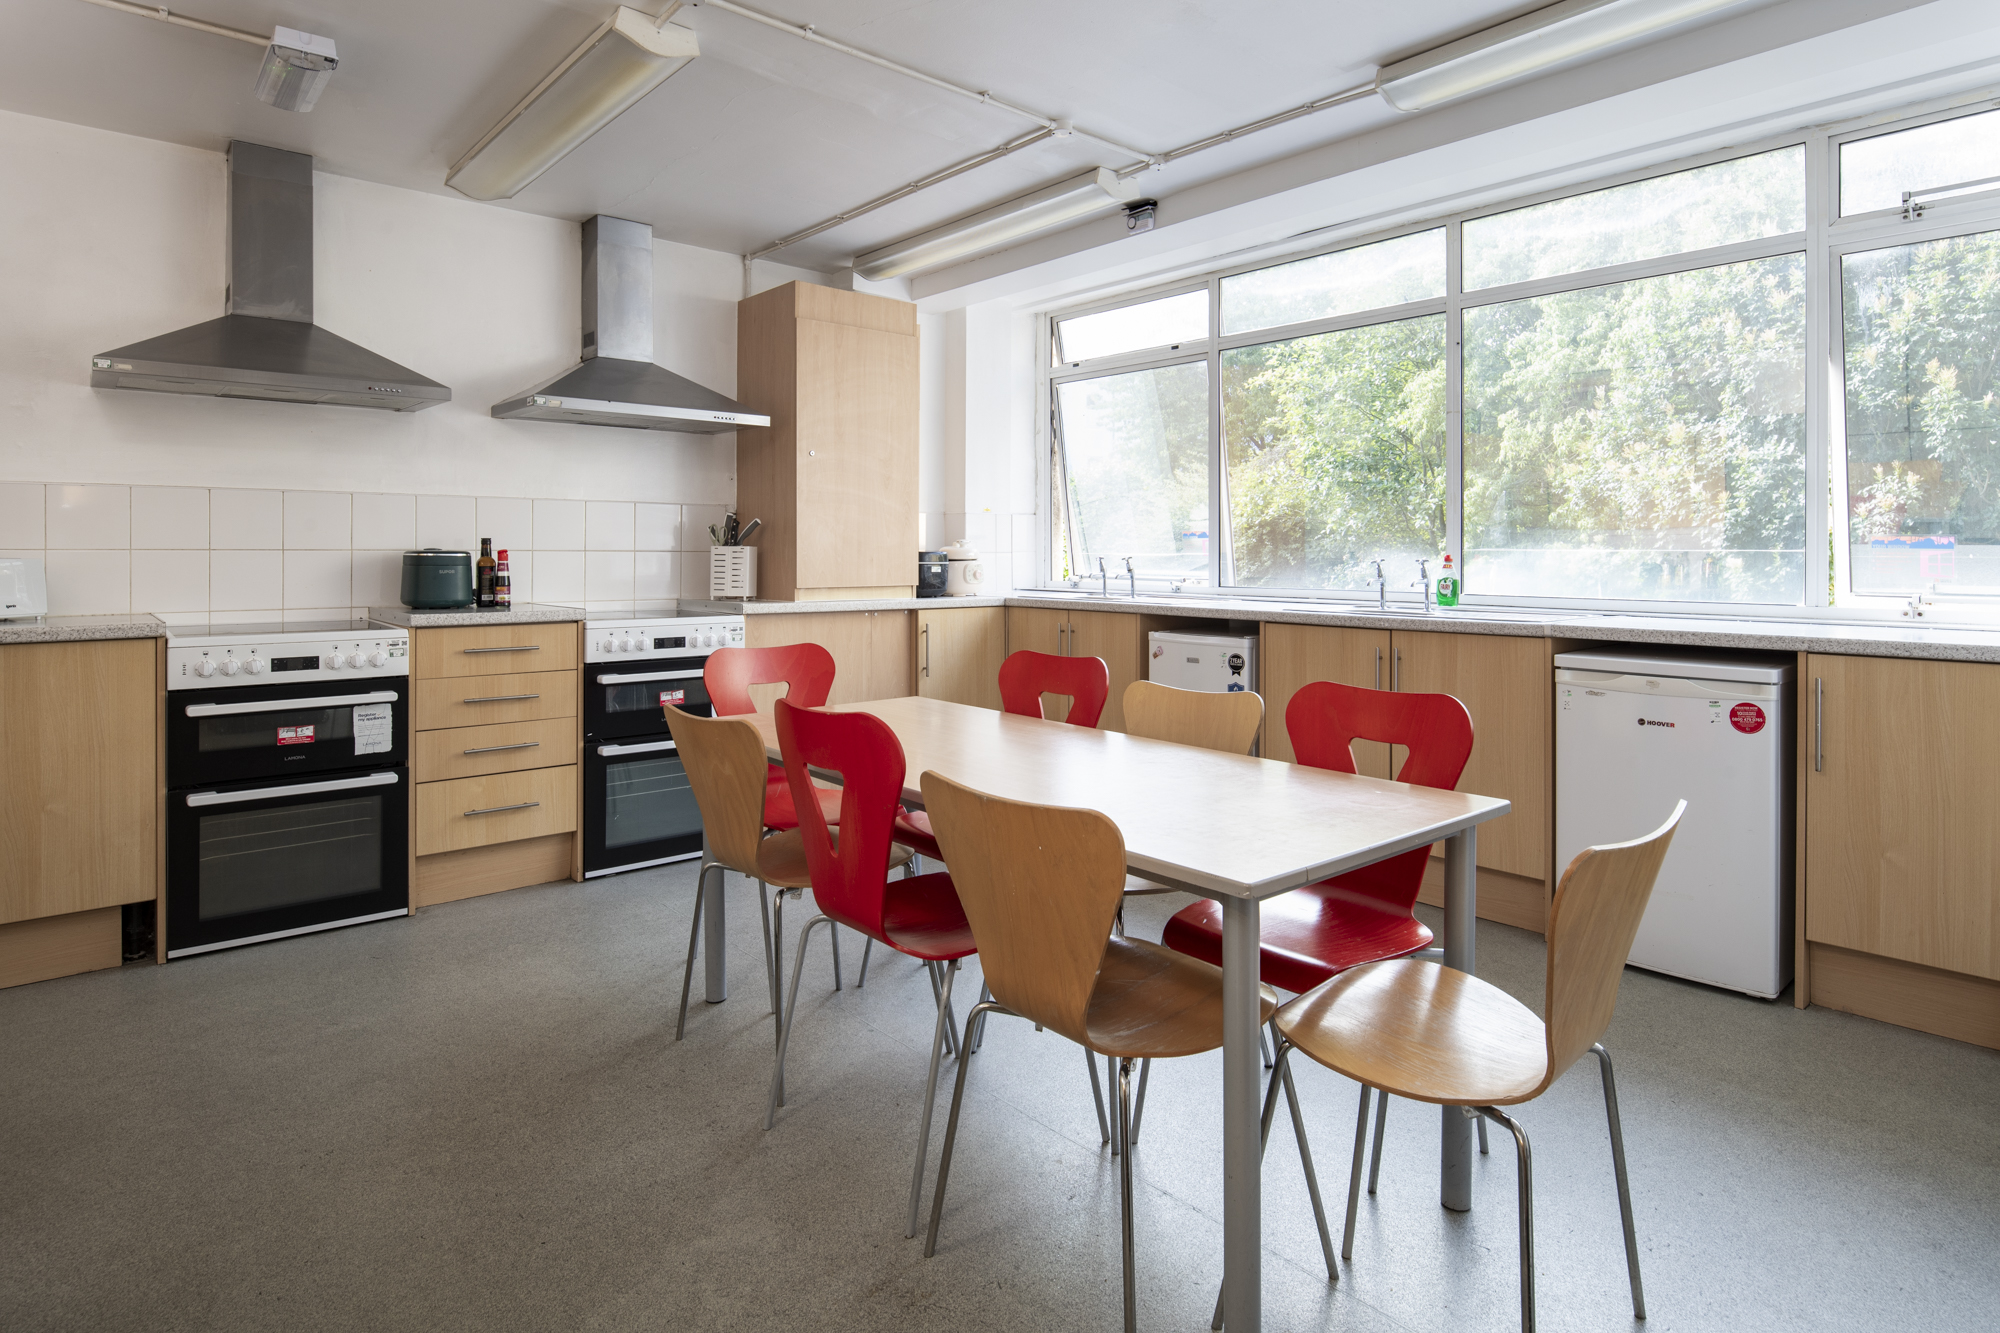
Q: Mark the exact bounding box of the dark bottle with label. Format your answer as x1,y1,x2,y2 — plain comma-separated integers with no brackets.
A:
494,549,512,610
476,537,497,609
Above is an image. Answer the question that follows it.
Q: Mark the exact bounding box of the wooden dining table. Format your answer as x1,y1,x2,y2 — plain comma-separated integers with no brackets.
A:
734,695,1511,1333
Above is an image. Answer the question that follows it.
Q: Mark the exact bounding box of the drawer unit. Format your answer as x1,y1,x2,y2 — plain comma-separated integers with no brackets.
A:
417,766,578,856
417,624,579,679
415,670,577,731
414,717,578,782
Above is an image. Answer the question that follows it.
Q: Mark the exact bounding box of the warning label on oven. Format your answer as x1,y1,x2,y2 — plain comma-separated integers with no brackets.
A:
277,724,316,745
354,705,393,756
659,689,686,706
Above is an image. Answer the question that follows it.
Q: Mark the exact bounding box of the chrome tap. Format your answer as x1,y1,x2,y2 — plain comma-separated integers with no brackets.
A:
1123,556,1138,598
1097,555,1109,597
1371,559,1388,611
1412,558,1433,613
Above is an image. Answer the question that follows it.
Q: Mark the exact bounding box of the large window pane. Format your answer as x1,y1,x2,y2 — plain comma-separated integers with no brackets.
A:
1223,316,1445,589
1221,229,1444,335
1841,107,2000,216
1464,147,1804,290
1842,229,2000,595
1056,361,1211,582
1464,255,1806,602
1057,290,1209,363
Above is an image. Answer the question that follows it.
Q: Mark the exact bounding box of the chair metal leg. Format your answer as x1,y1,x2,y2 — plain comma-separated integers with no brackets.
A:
972,982,992,1050
1108,1054,1122,1156
1117,1056,1138,1333
830,923,843,991
1127,1059,1152,1144
906,959,960,1238
1479,1106,1535,1333
1087,1045,1110,1145
924,999,1008,1257
1342,1084,1372,1260
1259,1026,1273,1069
1279,1051,1337,1282
756,879,777,1015
1593,1044,1646,1320
1479,1110,1490,1155
923,962,961,1060
1367,1087,1389,1194
675,862,715,1041
857,936,874,987
766,914,834,1129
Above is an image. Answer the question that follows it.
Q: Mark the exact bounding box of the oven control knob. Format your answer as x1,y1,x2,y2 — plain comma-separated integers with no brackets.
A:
244,657,265,675
617,636,634,652
367,650,389,668
193,658,217,678
344,651,366,669
219,658,240,677
326,653,345,670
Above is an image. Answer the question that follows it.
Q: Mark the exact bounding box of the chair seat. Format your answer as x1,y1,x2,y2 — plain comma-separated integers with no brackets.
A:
1084,937,1279,1060
875,870,977,962
763,771,844,832
892,808,944,862
1276,958,1548,1107
756,829,913,890
1160,880,1435,995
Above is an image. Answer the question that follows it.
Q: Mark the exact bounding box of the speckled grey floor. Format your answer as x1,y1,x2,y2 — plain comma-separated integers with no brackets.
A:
3,864,1996,1332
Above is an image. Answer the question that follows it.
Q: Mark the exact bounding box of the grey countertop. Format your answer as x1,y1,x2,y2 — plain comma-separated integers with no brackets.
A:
684,595,1012,614
0,613,164,645
366,602,585,628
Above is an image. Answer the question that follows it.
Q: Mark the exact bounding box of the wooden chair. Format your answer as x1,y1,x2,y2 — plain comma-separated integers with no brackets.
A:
917,770,1277,1333
1263,802,1685,1333
1121,678,1265,755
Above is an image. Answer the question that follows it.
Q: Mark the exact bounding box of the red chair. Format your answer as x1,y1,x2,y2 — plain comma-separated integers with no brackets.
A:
703,644,842,831
893,650,1111,862
766,698,978,1239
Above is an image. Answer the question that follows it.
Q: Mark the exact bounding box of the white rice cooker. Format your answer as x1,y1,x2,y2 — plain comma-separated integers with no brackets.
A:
941,541,987,596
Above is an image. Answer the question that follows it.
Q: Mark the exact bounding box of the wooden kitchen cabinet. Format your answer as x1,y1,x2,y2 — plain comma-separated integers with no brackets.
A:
1259,622,1393,776
745,610,914,705
916,605,1005,710
736,282,920,601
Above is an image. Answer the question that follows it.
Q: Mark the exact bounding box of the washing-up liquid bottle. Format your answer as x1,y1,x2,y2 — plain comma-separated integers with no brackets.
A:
1436,553,1460,607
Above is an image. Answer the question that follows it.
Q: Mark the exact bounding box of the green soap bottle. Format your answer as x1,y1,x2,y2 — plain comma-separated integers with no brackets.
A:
1436,553,1460,607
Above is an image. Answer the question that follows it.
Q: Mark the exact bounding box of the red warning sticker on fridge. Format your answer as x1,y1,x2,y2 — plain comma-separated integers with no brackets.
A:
277,724,316,745
1729,703,1766,734
659,689,686,706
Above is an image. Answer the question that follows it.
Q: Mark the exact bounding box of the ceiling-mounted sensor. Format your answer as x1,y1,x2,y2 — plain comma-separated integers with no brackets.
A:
1125,201,1158,233
254,27,338,112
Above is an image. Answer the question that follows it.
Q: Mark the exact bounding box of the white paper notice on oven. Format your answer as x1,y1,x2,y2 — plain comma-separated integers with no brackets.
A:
354,705,393,756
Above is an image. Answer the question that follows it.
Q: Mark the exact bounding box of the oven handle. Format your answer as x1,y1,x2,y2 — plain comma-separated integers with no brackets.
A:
597,740,679,757
184,691,399,718
186,769,401,807
596,669,707,684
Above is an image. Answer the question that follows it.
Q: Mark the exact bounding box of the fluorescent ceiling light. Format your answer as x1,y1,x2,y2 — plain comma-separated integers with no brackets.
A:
448,7,698,202
854,169,1144,281
1376,0,1768,113
255,27,338,112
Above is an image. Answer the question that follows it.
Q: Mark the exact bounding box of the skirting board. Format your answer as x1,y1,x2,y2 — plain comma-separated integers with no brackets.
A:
1417,859,1548,934
0,906,123,989
416,833,575,908
1808,942,2000,1051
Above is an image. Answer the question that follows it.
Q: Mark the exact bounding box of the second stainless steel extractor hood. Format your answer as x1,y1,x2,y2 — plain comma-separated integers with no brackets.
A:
491,216,767,434
91,141,449,412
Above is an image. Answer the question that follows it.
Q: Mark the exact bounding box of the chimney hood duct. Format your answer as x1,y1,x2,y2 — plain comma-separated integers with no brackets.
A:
91,142,449,412
490,216,767,434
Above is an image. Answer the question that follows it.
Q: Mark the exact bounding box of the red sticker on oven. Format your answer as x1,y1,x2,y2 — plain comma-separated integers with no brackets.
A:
1729,703,1766,734
277,724,316,745
659,689,685,706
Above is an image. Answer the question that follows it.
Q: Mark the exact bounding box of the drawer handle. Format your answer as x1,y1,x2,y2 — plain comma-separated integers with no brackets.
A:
463,645,542,654
464,801,541,816
462,693,541,703
464,741,540,754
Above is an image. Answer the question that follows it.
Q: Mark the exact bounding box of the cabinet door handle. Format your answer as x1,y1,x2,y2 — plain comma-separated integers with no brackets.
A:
922,624,930,678
464,801,540,817
462,693,540,703
1814,676,1824,773
463,645,541,654
1393,649,1402,692
463,741,539,755
1374,646,1382,691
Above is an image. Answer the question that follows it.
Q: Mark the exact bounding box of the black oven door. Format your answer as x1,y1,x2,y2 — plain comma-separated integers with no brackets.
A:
583,738,706,876
165,767,409,958
583,660,714,743
170,681,409,787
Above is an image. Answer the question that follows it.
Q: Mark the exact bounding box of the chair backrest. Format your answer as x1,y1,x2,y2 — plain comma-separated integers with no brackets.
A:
1285,680,1473,789
774,698,903,938
997,650,1110,728
705,644,835,717
1122,680,1264,755
1540,801,1685,1088
920,770,1126,1047
662,707,768,874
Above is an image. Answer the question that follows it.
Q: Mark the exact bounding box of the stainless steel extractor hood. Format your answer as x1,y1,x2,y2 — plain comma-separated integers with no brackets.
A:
490,216,767,434
91,141,449,413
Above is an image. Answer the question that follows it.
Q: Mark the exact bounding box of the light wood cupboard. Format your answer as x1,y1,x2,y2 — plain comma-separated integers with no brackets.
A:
917,606,1006,710
413,623,579,678
1260,622,1393,777
414,717,579,783
736,282,920,601
745,610,914,705
415,670,578,731
416,766,579,856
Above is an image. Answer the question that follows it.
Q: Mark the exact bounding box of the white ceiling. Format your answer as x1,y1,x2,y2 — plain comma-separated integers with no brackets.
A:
0,0,1555,270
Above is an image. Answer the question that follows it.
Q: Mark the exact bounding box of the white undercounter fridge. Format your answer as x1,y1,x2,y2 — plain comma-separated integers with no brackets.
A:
1554,647,1795,999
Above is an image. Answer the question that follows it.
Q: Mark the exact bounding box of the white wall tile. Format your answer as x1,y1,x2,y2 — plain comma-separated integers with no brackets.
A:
679,553,714,600
1011,512,1036,556
0,482,46,547
533,498,586,551
285,608,355,625
635,503,681,551
1010,546,1036,593
585,550,634,601
211,489,283,549
284,550,352,608
684,504,727,548
44,550,129,614
131,549,209,614
284,490,352,549
586,500,635,550
352,493,416,550
534,550,584,603
634,551,680,602
477,497,534,553
352,550,404,609
46,484,129,549
415,494,476,551
211,550,283,611
131,486,208,549
581,600,635,615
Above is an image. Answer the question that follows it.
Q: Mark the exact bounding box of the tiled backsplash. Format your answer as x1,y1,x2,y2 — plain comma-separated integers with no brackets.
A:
0,482,726,622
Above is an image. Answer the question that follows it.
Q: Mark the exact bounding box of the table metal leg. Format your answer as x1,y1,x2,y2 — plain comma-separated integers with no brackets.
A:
703,837,727,1004
1441,827,1477,1210
1221,894,1262,1332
